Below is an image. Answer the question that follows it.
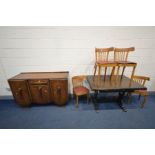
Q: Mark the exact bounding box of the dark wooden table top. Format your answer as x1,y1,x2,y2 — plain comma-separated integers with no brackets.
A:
87,75,147,92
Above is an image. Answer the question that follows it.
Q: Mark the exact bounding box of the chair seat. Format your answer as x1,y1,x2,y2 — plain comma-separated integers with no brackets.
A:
73,86,89,96
96,60,136,65
116,60,136,64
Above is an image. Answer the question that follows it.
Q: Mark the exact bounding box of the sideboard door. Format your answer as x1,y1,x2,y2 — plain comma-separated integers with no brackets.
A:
50,80,68,105
9,80,31,106
29,84,50,104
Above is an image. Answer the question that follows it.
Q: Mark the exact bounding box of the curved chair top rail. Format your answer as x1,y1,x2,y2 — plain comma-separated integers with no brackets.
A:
95,47,114,62
95,47,114,52
114,47,135,52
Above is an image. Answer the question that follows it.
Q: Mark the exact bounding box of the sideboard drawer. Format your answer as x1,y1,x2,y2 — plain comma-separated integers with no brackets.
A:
29,79,48,85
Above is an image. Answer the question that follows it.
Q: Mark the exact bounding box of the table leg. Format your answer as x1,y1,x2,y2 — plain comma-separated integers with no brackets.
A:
118,92,127,112
93,91,99,112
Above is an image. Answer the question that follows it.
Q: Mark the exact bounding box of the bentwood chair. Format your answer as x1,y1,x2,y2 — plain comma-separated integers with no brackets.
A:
72,76,89,109
128,75,150,108
114,47,136,79
94,47,114,76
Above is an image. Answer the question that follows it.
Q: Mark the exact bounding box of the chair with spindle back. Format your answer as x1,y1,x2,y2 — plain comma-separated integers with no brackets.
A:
128,75,150,108
97,62,118,81
72,75,89,109
114,47,136,80
94,47,115,78
114,47,135,62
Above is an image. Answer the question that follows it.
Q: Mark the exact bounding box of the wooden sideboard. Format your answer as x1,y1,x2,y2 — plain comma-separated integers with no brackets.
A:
8,72,69,107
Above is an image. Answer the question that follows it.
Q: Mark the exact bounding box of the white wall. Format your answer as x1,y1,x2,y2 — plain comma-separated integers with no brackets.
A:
0,26,155,96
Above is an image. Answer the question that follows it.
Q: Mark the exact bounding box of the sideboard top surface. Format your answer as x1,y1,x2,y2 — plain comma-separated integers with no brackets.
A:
8,71,69,80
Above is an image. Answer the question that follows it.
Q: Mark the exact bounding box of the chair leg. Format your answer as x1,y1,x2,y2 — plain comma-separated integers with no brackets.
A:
131,65,136,80
128,92,132,104
94,64,97,76
72,93,74,100
87,94,89,104
138,94,141,100
98,66,101,80
76,95,79,108
104,67,107,81
141,95,147,109
121,66,126,79
110,66,116,81
116,65,120,81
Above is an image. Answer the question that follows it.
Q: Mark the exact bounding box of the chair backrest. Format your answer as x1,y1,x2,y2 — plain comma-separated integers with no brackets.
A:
95,47,114,62
132,75,150,86
114,47,135,61
72,75,86,88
